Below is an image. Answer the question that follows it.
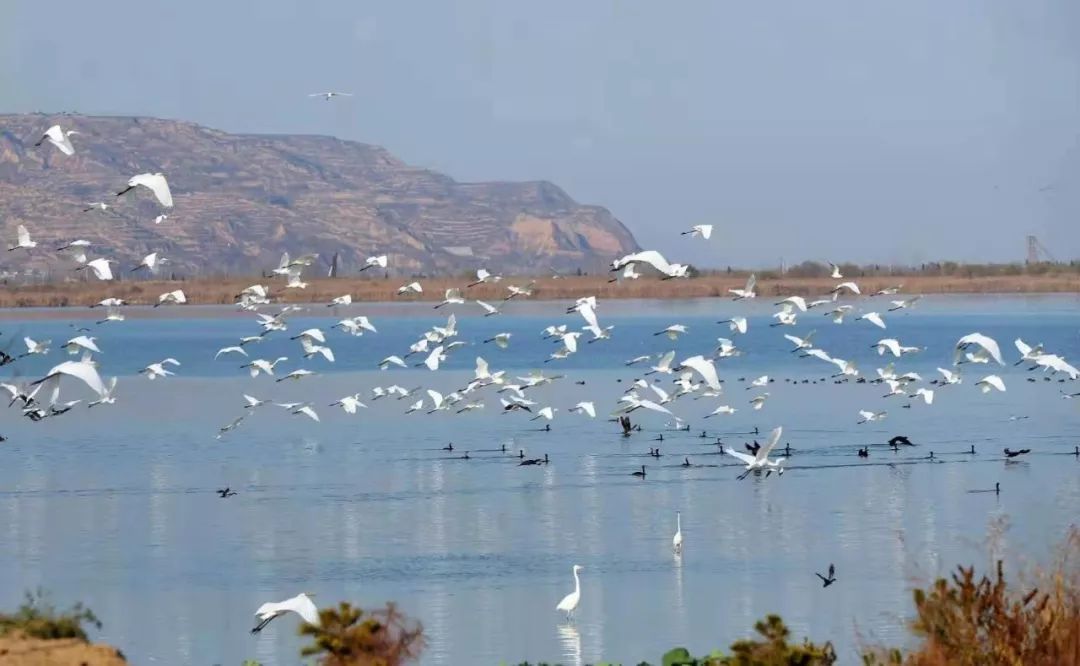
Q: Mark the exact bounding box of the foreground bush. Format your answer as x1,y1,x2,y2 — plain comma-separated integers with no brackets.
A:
299,601,425,666
0,589,101,641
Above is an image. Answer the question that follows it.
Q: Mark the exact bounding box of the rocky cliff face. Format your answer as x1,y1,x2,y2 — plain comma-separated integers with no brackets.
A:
0,114,639,277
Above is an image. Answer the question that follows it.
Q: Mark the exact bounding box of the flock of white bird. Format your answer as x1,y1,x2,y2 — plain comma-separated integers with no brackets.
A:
11,122,1080,633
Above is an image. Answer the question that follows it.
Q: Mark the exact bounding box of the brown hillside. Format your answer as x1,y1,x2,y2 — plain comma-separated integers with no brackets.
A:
0,114,639,277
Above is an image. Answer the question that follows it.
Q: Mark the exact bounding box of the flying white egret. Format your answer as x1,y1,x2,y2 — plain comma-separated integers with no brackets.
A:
1032,353,1079,379
483,332,512,349
910,388,935,405
397,281,423,295
156,289,187,307
569,402,596,418
831,281,861,296
673,512,683,554
616,393,674,417
74,258,115,281
556,566,584,621
857,410,887,424
8,225,37,251
775,296,808,312
531,406,556,421
858,312,886,329
379,355,406,370
116,172,173,208
330,394,367,414
611,249,684,278
955,333,1004,366
976,375,1006,393
888,296,921,311
84,202,109,213
476,300,501,317
309,91,353,100
359,254,387,272
140,358,180,380
214,346,247,360
284,266,308,289
63,336,100,355
729,274,757,300
131,252,164,274
329,294,352,307
504,282,536,300
87,377,118,408
830,357,859,377
646,351,677,376
770,304,797,327
705,404,737,417
749,393,770,410
784,332,815,353
654,324,688,340
435,288,465,309
467,268,502,287
749,375,769,389
828,262,843,279
681,224,712,240
30,360,108,406
719,316,747,334
299,337,334,362
676,355,721,392
276,369,315,383
251,593,320,633
154,214,168,224
625,355,651,366
937,367,962,385
714,338,740,358
825,305,854,324
242,357,288,378
802,348,833,363
421,346,447,371
725,427,784,478
874,338,920,357
608,263,642,283
34,125,77,156
21,337,50,357
1014,338,1045,366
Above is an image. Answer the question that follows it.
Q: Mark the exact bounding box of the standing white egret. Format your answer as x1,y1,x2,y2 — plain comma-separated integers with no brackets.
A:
672,512,683,554
556,565,584,621
251,593,320,633
8,225,37,251
116,172,173,208
34,125,77,156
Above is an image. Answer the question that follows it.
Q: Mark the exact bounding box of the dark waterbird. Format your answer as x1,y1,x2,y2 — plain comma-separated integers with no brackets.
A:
889,435,914,447
442,442,453,451
631,465,647,478
745,441,760,455
1003,448,1031,459
217,488,237,498
620,416,633,437
857,447,869,458
682,457,691,468
815,564,836,587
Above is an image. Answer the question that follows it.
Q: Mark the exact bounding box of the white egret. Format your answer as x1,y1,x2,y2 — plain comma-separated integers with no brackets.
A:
749,375,769,389
828,262,843,279
242,357,288,378
729,274,757,300
21,337,50,357
937,367,962,385
858,312,886,329
976,375,1006,393
330,394,367,414
775,296,808,312
359,254,387,272
379,355,406,370
397,281,423,295
784,332,815,353
556,566,584,621
719,316,747,334
569,402,596,418
749,393,769,410
655,324,688,340
724,426,784,478
84,202,109,212
34,124,77,156
770,304,797,327
8,225,37,251
156,289,187,306
673,512,683,554
116,172,173,208
874,338,920,357
467,268,502,287
705,404,736,418
476,300,501,317
675,355,721,392
87,377,118,408
483,332,512,349
955,333,1004,366
646,351,676,376
309,91,353,100
140,358,180,380
681,224,712,240
825,304,853,324
910,388,935,405
888,296,921,311
131,252,164,274
329,294,352,307
63,335,100,355
435,288,465,309
611,250,684,278
276,369,315,383
214,346,247,360
857,410,887,424
154,214,168,224
422,346,446,371
831,281,861,296
30,360,107,406
251,593,320,633
504,282,536,300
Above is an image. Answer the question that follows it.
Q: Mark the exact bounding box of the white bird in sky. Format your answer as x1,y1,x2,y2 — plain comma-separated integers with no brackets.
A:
569,402,596,418
676,355,722,393
30,360,108,405
910,388,935,405
131,252,164,274
831,281,861,296
775,296,808,312
681,224,713,240
116,172,173,208
34,124,77,156
888,296,921,311
435,288,465,309
329,294,352,307
611,250,685,279
608,263,642,283
8,225,37,251
74,258,115,281
937,367,962,385
309,91,353,100
359,254,388,272
140,358,180,380
724,426,784,479
828,262,843,279
276,369,316,383
484,332,512,348
404,399,424,414
476,300,501,317
1014,338,1045,366
770,304,797,327
556,565,584,621
654,324,688,340
749,393,770,410
714,337,740,358
718,316,747,334
379,355,407,370
749,375,769,389
21,337,50,357
330,394,367,414
422,346,447,371
857,410,887,424
874,338,921,357
531,406,556,421
397,281,423,295
467,268,502,287
705,404,737,417
214,346,247,360
825,305,854,324
976,374,1007,393
784,332,816,353
251,593,320,633
729,274,757,300
955,333,1004,366
647,351,676,376
504,282,536,300
156,289,187,307
63,335,101,355
242,357,288,378
87,377,118,408
858,312,886,329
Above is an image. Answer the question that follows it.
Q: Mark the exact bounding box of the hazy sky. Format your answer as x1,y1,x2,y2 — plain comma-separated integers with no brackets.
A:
3,0,1079,267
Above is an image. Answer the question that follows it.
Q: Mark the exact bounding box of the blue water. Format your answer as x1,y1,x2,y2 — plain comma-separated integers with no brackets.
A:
0,295,1078,665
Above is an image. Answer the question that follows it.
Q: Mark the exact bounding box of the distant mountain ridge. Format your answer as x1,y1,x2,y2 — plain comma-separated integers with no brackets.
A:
0,114,640,277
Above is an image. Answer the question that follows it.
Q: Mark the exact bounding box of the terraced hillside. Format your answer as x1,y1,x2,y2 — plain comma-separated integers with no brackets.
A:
0,114,639,277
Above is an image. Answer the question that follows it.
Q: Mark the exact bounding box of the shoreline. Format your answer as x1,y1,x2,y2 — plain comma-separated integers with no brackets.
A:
0,273,1076,308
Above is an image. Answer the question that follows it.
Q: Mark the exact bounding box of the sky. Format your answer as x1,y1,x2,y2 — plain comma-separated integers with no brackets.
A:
3,0,1079,268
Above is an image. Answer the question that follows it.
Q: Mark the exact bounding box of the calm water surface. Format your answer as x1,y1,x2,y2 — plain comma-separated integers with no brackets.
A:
1,295,1078,665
